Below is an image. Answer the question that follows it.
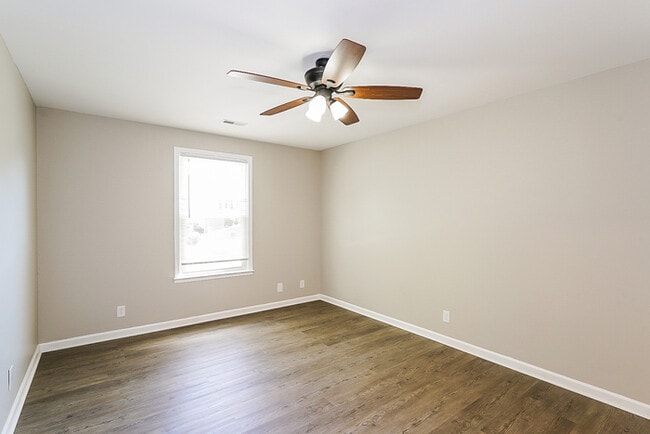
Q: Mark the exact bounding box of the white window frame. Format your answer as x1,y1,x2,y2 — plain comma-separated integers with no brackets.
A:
174,147,253,282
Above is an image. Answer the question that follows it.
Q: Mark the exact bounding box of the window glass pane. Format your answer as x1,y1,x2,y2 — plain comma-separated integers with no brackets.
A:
175,149,252,279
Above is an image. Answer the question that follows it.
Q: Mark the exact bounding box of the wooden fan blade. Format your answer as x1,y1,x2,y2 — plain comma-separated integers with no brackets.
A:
227,70,311,91
322,39,366,89
341,85,423,100
332,97,359,125
260,97,311,116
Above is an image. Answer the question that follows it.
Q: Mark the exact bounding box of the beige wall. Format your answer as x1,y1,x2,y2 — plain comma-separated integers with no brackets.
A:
37,109,321,342
0,36,37,426
322,59,650,404
15,44,650,414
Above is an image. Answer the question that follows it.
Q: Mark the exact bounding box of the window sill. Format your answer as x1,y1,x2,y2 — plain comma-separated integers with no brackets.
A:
174,270,254,283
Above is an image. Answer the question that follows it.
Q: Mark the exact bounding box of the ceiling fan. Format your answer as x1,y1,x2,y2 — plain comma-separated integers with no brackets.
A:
227,39,423,125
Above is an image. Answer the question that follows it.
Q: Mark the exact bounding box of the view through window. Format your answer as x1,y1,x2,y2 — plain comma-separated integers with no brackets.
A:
174,147,252,280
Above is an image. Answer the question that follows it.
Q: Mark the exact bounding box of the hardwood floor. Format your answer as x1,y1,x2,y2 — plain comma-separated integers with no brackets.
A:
16,301,649,433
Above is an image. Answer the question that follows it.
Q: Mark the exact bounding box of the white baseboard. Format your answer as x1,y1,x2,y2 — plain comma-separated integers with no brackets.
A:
5,292,647,433
4,295,319,433
320,294,650,420
39,295,320,353
2,347,41,434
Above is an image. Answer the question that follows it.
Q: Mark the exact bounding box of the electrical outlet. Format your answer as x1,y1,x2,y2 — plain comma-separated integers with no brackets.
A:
7,365,13,391
299,279,305,289
276,283,283,293
117,305,126,318
442,310,450,323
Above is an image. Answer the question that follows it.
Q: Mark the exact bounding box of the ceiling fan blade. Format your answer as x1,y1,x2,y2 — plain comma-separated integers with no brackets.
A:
332,97,359,125
341,85,423,100
227,70,311,91
260,97,311,116
322,39,366,89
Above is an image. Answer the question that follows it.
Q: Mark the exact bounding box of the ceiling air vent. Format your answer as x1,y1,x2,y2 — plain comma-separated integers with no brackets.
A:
222,119,247,126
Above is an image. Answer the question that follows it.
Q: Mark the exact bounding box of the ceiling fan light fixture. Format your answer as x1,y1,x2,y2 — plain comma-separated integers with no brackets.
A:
305,94,327,122
330,100,348,120
228,38,422,126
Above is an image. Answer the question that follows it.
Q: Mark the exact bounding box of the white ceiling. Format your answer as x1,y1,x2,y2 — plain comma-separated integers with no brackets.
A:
1,1,650,150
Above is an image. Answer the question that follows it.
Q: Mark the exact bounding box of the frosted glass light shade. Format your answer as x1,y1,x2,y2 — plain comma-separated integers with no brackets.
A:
330,100,349,120
306,95,327,122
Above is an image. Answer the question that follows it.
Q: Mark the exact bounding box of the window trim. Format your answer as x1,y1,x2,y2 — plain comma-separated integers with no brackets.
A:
173,147,253,282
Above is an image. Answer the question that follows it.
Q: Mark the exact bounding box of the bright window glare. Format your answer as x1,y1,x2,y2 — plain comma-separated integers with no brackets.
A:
175,148,252,280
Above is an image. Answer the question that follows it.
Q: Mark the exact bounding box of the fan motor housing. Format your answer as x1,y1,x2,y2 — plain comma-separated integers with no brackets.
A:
304,57,329,88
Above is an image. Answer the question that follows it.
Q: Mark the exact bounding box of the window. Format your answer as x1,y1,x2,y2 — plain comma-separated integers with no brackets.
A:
174,147,252,280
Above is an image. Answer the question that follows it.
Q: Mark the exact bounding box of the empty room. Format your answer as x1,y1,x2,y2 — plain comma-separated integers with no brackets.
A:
1,1,649,432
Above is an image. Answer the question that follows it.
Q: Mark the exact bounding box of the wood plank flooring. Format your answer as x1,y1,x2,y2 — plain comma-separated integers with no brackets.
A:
16,301,649,433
